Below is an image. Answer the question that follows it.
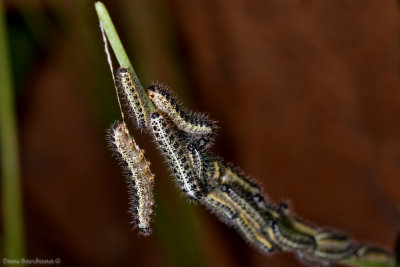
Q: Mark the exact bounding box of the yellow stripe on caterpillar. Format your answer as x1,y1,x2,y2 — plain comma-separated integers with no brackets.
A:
234,213,275,253
220,184,266,232
219,163,262,197
148,82,217,140
268,219,315,252
116,67,149,131
201,188,237,223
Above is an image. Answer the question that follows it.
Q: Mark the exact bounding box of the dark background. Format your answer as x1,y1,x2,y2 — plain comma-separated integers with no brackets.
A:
2,0,400,266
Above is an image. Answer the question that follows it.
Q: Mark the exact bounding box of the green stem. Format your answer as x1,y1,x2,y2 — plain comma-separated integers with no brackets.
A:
0,1,25,259
94,1,155,113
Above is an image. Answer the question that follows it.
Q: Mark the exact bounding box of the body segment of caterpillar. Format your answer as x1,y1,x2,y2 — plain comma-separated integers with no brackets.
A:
220,184,266,232
311,231,356,262
108,122,155,235
204,185,275,253
234,213,275,253
147,82,217,144
218,162,262,198
201,188,237,224
150,112,203,200
267,219,315,252
116,67,149,131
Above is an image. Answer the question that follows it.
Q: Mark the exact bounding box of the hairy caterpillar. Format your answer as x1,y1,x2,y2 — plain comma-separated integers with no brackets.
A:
265,203,319,237
314,231,352,252
218,163,262,198
186,138,217,193
310,231,356,261
201,188,237,223
267,219,315,252
202,184,275,253
235,213,275,253
221,184,266,232
150,112,203,200
116,67,149,131
217,183,276,253
147,82,217,143
108,122,155,235
312,244,356,262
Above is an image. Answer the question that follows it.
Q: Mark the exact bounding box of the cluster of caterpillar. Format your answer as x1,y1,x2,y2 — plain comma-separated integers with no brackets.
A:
108,121,155,236
150,112,203,200
144,81,395,266
200,163,394,266
107,68,395,266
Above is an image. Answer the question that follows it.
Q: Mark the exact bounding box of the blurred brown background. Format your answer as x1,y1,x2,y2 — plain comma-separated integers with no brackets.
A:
1,0,400,266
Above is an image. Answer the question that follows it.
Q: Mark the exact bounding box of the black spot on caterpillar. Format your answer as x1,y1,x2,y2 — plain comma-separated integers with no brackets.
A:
116,67,149,131
150,112,203,200
108,122,155,236
267,219,315,252
147,82,217,145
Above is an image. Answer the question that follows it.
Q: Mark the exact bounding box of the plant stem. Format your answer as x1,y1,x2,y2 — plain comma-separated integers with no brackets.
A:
94,1,155,113
0,1,25,259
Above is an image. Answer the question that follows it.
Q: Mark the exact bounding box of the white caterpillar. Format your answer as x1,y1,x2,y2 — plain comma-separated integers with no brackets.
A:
150,112,203,200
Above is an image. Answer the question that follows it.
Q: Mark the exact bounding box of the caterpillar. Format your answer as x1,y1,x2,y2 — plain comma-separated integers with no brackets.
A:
207,160,222,182
147,82,217,143
201,188,237,224
267,219,315,252
186,139,215,192
108,121,155,236
202,184,275,253
265,203,319,237
311,231,356,261
314,231,352,252
300,243,394,266
218,163,262,198
220,184,266,231
312,244,357,262
116,67,149,131
150,112,203,200
234,213,275,253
